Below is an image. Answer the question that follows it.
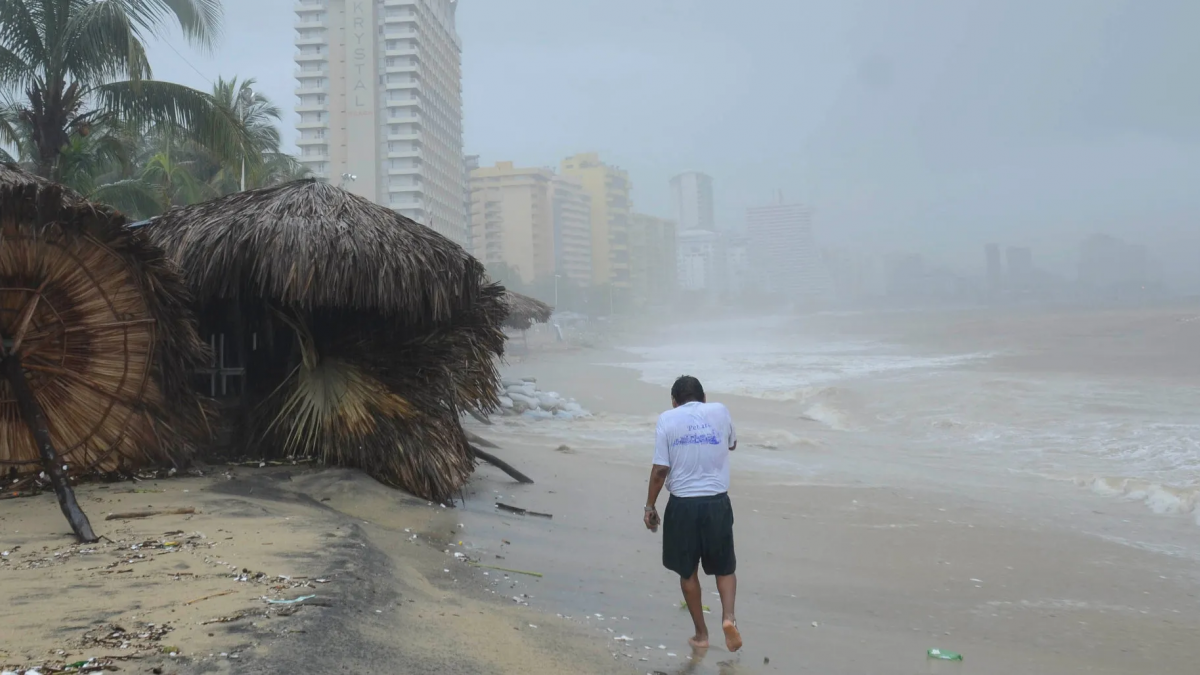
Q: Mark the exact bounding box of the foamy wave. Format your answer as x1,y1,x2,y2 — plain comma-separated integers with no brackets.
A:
801,402,857,432
1082,476,1200,523
746,428,823,450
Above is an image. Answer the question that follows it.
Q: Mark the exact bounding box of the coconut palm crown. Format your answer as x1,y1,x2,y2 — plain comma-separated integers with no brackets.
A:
0,0,241,180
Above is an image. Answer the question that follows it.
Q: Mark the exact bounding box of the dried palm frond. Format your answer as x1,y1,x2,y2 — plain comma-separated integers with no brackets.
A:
0,164,210,476
502,290,553,331
255,332,475,502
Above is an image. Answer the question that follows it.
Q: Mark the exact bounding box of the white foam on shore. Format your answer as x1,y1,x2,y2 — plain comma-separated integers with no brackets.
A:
599,321,1200,530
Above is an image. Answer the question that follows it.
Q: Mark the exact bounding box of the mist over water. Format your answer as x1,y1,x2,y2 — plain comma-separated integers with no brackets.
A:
594,311,1200,533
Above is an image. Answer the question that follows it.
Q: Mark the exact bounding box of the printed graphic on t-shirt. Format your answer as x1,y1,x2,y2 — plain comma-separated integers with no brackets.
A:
671,423,722,447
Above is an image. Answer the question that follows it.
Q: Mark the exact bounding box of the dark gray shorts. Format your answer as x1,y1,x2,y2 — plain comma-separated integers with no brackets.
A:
662,492,736,578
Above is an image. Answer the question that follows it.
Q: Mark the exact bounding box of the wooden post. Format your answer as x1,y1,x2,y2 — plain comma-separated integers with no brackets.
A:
1,352,98,543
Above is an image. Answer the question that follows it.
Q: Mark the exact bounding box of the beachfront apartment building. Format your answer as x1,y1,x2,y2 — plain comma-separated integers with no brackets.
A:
469,162,594,288
629,213,678,308
670,172,715,233
469,162,555,285
745,202,831,305
550,175,594,286
293,0,470,247
560,153,631,291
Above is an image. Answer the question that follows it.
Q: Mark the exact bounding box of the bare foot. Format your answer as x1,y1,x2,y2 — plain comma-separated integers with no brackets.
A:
688,634,710,649
722,619,742,652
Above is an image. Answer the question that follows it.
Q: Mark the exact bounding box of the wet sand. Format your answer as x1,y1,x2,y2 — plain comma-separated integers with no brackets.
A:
0,468,631,674
459,347,1200,674
6,308,1200,673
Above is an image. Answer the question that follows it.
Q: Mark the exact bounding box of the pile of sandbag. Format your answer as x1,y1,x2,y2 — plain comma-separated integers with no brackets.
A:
498,378,590,421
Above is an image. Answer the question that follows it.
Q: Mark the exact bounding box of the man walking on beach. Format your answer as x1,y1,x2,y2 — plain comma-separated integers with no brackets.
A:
644,375,742,652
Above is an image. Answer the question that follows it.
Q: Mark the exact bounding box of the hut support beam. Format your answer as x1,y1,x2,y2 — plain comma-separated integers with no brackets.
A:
470,444,534,485
1,353,99,543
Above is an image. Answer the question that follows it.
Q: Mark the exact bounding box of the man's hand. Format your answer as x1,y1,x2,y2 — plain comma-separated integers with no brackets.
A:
644,507,660,532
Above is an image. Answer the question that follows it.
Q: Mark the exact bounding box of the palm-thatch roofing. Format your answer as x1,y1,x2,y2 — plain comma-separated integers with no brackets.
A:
0,164,210,477
141,179,508,502
146,179,488,325
502,290,553,331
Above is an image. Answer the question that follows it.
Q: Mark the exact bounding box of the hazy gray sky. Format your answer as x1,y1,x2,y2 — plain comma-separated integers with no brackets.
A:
146,0,1200,288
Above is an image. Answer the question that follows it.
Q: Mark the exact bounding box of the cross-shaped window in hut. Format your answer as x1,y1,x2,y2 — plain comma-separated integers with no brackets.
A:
194,333,245,398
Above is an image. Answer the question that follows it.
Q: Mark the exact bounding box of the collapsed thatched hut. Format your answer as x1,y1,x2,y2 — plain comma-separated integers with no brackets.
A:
142,179,508,501
502,291,554,331
0,164,209,539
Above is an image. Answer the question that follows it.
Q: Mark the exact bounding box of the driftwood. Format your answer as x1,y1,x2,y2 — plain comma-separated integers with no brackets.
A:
184,590,233,605
470,445,533,484
2,351,98,543
468,562,543,577
105,507,196,521
494,502,552,519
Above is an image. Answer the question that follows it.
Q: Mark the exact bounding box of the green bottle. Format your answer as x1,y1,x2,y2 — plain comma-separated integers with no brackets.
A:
927,648,963,661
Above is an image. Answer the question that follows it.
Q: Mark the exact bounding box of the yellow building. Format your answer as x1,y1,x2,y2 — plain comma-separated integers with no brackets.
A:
469,161,554,285
629,213,678,308
550,175,593,286
560,153,631,289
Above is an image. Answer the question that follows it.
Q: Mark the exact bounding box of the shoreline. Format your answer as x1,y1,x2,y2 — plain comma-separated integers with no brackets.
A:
7,306,1200,673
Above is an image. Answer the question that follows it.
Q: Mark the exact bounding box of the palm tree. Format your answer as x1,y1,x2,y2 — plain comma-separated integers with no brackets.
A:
0,0,238,181
208,77,279,191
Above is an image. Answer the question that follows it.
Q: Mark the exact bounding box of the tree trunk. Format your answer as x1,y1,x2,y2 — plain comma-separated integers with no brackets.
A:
1,353,98,543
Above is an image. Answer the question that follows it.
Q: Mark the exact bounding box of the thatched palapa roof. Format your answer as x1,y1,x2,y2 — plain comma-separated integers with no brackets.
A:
142,179,509,502
502,291,553,331
147,179,488,324
0,164,210,477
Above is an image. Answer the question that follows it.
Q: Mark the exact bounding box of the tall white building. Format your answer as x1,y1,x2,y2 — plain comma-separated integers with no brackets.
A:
745,202,830,305
294,0,469,247
670,172,715,233
677,229,719,296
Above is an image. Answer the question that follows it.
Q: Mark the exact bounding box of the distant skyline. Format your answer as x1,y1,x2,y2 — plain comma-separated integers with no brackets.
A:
145,0,1200,289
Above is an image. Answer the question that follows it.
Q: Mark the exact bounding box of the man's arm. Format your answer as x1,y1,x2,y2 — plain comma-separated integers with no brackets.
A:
645,464,669,531
646,420,671,530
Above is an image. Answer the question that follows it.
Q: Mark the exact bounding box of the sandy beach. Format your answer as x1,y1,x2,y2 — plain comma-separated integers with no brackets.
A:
5,305,1200,674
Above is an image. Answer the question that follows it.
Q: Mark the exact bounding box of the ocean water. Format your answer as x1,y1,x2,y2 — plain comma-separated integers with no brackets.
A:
602,314,1200,528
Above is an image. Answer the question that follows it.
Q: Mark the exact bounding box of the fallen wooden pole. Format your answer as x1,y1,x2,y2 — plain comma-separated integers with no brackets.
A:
465,430,501,449
470,445,533,484
494,502,552,519
105,507,196,521
1,352,98,543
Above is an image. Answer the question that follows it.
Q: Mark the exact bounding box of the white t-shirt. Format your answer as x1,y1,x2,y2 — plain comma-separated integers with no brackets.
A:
652,401,737,498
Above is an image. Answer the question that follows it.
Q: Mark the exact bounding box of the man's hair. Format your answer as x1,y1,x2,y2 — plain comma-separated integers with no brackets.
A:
671,375,706,405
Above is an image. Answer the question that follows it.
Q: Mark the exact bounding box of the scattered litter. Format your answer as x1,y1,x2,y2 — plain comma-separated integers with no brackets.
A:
928,648,964,661
263,594,316,605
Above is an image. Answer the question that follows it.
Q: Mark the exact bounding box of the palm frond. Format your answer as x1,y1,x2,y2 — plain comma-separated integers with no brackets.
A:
89,177,161,218
83,0,222,50
0,1,45,89
64,0,155,86
94,79,247,164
